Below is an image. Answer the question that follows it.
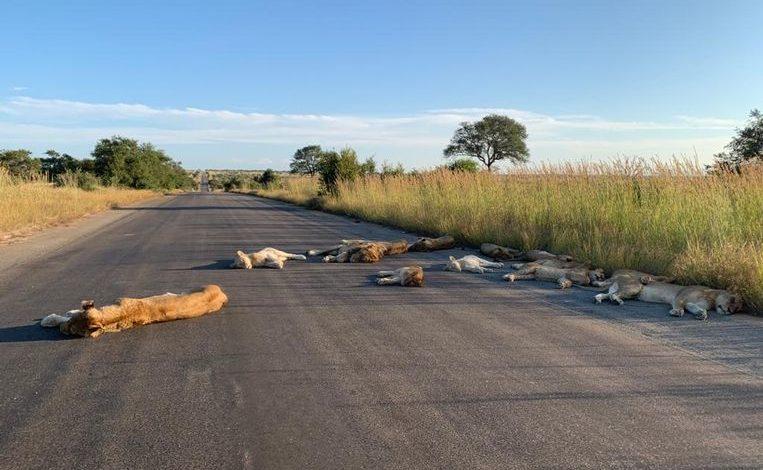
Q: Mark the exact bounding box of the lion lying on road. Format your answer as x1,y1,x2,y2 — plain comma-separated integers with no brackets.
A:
40,285,228,337
445,255,503,274
376,266,425,287
231,247,307,269
504,259,605,288
480,243,573,262
308,239,408,263
636,282,744,320
408,235,456,252
592,269,674,305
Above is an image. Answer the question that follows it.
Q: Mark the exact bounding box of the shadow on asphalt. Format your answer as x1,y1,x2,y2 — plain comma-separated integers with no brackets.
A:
114,205,296,211
0,323,73,343
176,259,233,270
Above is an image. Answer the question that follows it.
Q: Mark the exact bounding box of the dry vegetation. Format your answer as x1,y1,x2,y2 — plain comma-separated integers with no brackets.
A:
257,160,763,313
0,169,156,240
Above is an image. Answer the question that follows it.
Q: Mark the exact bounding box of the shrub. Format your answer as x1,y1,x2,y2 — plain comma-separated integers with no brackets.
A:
447,158,480,173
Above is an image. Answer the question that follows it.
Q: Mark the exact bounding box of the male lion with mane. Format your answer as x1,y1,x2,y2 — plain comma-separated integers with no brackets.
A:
308,239,408,263
40,285,228,337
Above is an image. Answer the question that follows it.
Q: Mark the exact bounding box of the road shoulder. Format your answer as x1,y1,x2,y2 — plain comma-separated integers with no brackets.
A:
0,195,173,284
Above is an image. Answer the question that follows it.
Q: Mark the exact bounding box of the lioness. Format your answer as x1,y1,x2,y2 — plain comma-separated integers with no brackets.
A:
309,239,408,263
637,282,744,320
504,261,605,288
408,235,456,252
231,247,307,269
480,243,573,262
445,255,503,274
40,285,228,337
376,266,425,287
592,269,674,305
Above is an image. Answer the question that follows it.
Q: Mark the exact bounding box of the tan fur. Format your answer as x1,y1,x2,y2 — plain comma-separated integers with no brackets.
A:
312,239,408,263
445,255,503,274
480,243,573,262
231,247,306,269
592,269,674,305
480,243,521,260
504,263,605,289
408,235,456,252
41,285,228,337
376,266,425,287
637,282,744,320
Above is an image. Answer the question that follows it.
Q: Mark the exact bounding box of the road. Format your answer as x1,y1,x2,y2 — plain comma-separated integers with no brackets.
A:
0,192,761,469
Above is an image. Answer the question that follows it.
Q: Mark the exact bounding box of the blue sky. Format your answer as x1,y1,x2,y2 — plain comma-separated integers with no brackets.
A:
1,0,761,169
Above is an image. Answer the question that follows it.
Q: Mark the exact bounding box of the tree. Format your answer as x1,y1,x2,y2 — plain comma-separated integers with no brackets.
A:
40,149,81,178
290,145,322,176
359,157,377,176
712,109,763,170
91,136,194,190
444,114,529,171
258,168,280,187
0,149,41,177
447,158,479,173
316,147,361,194
380,161,405,178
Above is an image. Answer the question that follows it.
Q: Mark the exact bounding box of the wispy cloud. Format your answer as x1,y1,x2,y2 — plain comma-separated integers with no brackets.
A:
0,96,738,167
10,86,28,92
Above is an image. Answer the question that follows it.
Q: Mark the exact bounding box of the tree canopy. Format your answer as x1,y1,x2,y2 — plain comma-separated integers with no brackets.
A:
290,145,322,176
444,114,529,171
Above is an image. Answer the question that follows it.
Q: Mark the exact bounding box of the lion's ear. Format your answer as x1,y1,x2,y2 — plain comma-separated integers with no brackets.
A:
449,256,456,261
236,250,245,256
81,300,95,310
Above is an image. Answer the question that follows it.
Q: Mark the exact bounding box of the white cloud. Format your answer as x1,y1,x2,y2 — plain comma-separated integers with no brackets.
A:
0,96,738,167
10,86,28,92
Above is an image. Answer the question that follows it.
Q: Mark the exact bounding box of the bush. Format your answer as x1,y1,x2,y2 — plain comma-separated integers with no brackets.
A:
447,158,480,173
258,168,281,188
54,170,100,191
317,147,362,195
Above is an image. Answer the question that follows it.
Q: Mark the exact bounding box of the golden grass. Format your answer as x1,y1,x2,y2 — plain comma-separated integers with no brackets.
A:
0,169,156,239
258,160,763,313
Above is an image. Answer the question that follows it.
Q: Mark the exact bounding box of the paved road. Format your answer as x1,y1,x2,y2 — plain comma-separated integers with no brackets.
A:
0,192,761,469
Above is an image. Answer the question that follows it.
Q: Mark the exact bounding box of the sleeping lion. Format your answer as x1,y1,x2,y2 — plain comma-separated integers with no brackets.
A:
231,247,307,269
636,282,744,320
504,259,605,288
592,269,674,305
376,266,425,287
308,239,408,263
40,285,228,337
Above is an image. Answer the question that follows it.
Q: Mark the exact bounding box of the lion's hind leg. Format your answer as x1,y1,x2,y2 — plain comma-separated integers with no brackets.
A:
504,273,533,282
377,275,401,286
377,270,396,277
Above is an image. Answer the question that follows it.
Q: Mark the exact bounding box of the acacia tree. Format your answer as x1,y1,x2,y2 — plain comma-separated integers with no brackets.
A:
712,109,763,170
444,114,529,171
290,145,322,176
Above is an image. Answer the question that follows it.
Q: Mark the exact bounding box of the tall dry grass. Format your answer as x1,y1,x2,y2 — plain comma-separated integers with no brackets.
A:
258,160,763,312
0,168,156,239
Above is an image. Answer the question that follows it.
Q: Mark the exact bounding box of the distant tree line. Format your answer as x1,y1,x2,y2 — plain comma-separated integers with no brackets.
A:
0,136,195,190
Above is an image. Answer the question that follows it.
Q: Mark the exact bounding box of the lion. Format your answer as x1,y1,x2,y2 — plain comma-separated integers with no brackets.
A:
376,266,425,287
504,260,605,288
636,282,744,320
408,235,456,252
308,239,408,263
445,255,503,274
480,243,573,262
231,247,307,269
40,285,229,337
592,269,674,305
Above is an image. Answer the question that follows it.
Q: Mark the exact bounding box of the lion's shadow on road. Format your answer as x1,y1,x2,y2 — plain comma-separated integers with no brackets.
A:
0,323,74,343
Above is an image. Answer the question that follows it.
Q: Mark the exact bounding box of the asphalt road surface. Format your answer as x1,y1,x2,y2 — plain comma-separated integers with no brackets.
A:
1,192,761,469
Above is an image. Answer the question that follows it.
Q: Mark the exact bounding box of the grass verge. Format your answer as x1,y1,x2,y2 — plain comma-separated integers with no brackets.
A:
0,171,157,240
255,160,763,313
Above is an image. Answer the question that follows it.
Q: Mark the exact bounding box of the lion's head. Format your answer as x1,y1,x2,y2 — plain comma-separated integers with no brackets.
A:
59,300,103,337
716,291,745,315
589,268,606,283
231,251,253,269
445,256,462,272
